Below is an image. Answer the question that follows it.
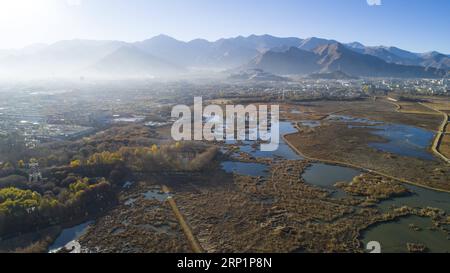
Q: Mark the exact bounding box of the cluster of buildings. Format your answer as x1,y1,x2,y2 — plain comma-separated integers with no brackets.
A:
368,78,449,95
0,77,448,151
0,82,176,150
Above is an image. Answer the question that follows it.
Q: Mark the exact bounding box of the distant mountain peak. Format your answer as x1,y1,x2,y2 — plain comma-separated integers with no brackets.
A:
313,42,347,55
88,45,184,77
153,33,176,39
421,51,442,57
244,40,446,78
346,41,365,49
298,37,338,51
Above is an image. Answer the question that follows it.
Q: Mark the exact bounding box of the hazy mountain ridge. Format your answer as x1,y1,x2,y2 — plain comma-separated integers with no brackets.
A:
345,44,450,70
246,43,446,78
134,34,303,68
88,45,185,77
0,34,448,78
316,43,445,78
0,40,127,77
246,47,320,75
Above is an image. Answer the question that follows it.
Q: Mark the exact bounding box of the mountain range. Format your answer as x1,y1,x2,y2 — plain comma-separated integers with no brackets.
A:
0,34,448,78
246,43,446,78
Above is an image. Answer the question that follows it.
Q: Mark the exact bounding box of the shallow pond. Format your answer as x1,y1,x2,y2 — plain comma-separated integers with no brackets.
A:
122,181,134,189
302,163,361,197
221,115,450,252
367,124,435,161
231,121,303,160
124,197,138,206
361,216,450,253
301,163,450,252
299,120,321,128
48,221,93,253
332,115,436,161
221,161,269,177
143,190,171,202
327,114,383,125
290,127,450,252
379,184,450,213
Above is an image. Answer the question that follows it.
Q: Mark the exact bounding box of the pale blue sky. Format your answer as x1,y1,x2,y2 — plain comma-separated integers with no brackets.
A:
1,0,449,53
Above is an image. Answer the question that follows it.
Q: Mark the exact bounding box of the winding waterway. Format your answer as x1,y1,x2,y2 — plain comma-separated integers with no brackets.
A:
221,119,450,253
47,117,449,253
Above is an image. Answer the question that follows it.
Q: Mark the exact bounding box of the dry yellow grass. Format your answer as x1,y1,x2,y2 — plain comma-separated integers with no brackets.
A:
440,134,450,159
396,102,440,115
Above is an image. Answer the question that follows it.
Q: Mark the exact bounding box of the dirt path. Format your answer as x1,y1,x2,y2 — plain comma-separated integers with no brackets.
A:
282,132,450,194
385,97,440,116
161,185,204,253
418,103,450,164
384,97,449,163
